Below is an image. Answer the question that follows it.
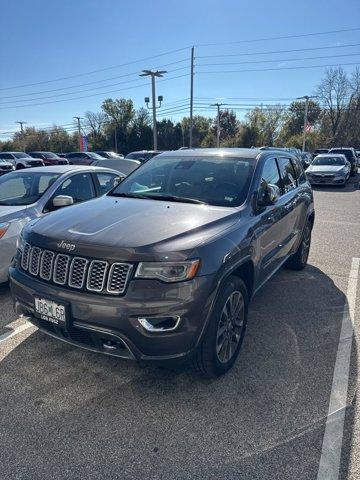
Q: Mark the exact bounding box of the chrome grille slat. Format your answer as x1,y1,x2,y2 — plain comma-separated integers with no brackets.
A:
20,244,132,295
40,250,55,280
53,254,70,285
87,260,108,292
69,257,88,289
29,247,42,276
107,263,133,294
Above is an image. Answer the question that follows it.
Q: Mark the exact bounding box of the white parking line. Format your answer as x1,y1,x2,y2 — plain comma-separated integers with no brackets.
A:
0,317,33,343
317,257,360,480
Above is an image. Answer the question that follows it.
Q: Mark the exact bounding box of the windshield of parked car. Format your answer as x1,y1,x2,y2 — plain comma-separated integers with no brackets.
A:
110,155,255,206
126,152,154,162
87,152,104,159
0,171,60,206
312,156,346,166
13,152,31,159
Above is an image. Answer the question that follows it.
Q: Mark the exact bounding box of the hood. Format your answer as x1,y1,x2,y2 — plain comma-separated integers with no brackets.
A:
0,205,28,222
307,165,345,173
25,196,239,260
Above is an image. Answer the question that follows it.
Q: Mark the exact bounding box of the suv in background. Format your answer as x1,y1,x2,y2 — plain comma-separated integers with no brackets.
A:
29,152,69,166
328,148,358,176
0,152,44,169
65,152,104,165
125,150,162,163
10,148,314,378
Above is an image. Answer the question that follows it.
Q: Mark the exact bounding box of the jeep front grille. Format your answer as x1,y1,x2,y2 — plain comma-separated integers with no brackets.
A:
20,243,133,295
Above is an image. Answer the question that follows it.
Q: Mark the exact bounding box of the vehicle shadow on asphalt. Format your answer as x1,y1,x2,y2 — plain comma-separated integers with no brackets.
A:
0,265,356,480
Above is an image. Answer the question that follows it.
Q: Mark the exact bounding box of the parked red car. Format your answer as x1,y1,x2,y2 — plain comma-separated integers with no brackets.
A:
28,151,69,166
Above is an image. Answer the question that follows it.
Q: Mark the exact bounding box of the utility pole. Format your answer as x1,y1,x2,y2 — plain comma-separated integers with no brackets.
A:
139,70,167,150
73,116,82,151
189,46,195,148
297,95,318,152
210,103,226,148
15,121,27,152
114,125,118,153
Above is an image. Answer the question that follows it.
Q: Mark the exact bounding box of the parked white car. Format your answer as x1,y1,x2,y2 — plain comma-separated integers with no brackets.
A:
0,152,44,169
0,165,124,283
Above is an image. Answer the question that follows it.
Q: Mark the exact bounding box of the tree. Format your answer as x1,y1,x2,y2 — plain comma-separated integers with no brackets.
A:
280,100,321,141
181,116,212,147
210,110,239,144
84,111,107,149
245,106,285,146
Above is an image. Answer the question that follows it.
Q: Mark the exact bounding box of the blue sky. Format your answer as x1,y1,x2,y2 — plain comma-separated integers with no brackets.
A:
1,0,359,136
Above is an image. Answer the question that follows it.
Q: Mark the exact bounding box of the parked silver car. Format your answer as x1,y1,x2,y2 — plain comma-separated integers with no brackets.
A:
0,152,44,169
0,159,15,175
0,165,122,283
306,154,350,186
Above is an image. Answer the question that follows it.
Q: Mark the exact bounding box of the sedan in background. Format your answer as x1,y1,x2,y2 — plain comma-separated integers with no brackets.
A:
306,154,350,186
125,150,162,163
94,151,124,159
91,157,140,176
0,158,15,176
65,151,104,165
29,151,69,165
0,165,122,283
0,152,44,169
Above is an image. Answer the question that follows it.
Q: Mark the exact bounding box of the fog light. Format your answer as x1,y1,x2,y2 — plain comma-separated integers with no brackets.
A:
138,316,180,332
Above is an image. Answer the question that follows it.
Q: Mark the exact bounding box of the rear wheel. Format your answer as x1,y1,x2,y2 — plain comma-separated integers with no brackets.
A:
285,221,312,270
194,276,248,378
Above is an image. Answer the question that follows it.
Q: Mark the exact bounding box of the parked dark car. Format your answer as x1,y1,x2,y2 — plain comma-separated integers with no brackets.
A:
29,151,69,166
94,151,124,159
125,150,162,163
313,149,329,157
65,151,104,165
0,152,44,169
328,147,358,176
91,157,140,176
10,148,314,377
0,158,15,175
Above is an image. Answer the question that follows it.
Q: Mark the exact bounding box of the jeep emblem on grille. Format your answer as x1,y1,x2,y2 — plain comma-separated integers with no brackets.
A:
57,240,76,252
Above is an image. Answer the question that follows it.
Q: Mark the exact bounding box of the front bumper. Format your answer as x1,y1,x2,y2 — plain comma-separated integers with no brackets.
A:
10,266,216,361
308,176,346,185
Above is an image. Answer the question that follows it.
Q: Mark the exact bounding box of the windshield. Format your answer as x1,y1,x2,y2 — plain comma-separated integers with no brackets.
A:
87,152,104,159
126,152,154,162
109,155,255,207
13,152,31,159
41,152,60,159
312,156,346,166
0,171,60,206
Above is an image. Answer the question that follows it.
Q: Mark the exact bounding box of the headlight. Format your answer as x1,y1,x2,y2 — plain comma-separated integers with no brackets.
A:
0,222,10,239
135,260,200,282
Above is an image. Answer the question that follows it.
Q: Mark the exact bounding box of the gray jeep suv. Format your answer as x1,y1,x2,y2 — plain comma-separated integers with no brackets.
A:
10,148,314,377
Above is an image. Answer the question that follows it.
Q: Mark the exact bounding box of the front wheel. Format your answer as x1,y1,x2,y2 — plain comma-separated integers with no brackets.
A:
194,276,248,378
285,221,312,270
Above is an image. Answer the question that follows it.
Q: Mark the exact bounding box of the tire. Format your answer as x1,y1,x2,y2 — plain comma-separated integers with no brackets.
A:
194,275,249,378
16,164,25,170
285,220,312,271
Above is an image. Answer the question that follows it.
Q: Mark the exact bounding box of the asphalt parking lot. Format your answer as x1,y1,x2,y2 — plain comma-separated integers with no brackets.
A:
0,175,359,480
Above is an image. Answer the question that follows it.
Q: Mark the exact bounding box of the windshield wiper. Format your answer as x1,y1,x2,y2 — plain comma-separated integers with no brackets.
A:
143,194,207,205
109,192,149,199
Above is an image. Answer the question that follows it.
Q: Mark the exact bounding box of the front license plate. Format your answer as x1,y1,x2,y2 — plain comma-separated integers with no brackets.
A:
34,297,67,327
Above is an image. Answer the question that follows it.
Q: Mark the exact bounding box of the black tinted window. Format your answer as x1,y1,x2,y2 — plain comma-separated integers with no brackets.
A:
95,173,120,194
291,157,306,184
277,157,297,193
54,173,95,203
260,158,282,190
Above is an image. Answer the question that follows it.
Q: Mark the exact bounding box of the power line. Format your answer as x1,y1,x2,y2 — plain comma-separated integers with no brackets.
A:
0,59,190,100
197,52,360,67
0,66,189,105
195,27,360,47
0,47,191,91
0,74,190,110
197,42,360,59
197,61,360,75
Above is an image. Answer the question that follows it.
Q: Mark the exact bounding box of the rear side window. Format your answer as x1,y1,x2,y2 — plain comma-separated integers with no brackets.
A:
290,157,306,184
277,157,297,193
95,172,120,194
260,158,282,191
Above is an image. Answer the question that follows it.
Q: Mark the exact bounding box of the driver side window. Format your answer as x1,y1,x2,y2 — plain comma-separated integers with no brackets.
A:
52,173,96,203
260,158,282,191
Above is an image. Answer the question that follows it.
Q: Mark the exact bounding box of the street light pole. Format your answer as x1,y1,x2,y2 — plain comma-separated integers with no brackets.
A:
139,70,167,151
15,121,27,152
189,46,195,148
297,95,318,152
73,116,82,151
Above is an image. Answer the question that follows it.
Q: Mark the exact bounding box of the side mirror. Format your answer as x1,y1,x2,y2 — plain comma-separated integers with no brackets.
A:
257,183,280,207
52,195,74,208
